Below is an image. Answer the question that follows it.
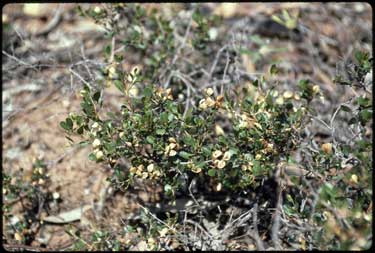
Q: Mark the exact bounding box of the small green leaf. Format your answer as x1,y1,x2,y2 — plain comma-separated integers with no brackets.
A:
88,153,96,161
114,80,124,93
92,91,101,103
341,105,352,112
60,121,68,130
359,109,372,124
146,136,155,144
66,118,73,129
179,151,192,160
208,169,216,177
164,184,172,193
144,86,153,98
104,44,112,58
269,64,279,76
156,129,166,135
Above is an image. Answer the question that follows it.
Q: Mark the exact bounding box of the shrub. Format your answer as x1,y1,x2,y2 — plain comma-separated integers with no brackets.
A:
59,3,372,250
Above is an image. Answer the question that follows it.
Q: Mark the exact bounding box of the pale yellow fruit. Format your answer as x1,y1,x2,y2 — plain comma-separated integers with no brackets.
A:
169,143,177,150
169,150,177,157
92,139,101,148
141,172,148,179
14,232,23,241
294,94,301,100
129,167,137,173
321,143,333,154
205,87,214,96
212,150,223,159
223,151,231,161
94,6,101,13
129,86,139,97
159,227,169,237
192,166,202,173
238,120,248,129
52,192,60,200
95,150,104,159
147,164,155,172
217,160,226,169
216,182,222,191
199,99,207,110
350,174,358,184
137,164,144,172
215,124,225,136
275,96,284,105
283,91,294,99
205,97,215,107
313,85,320,94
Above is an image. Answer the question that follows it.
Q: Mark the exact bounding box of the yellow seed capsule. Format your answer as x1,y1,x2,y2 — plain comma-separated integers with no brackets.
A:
168,137,177,143
52,192,60,200
92,122,99,129
92,139,101,148
147,164,154,172
131,66,140,76
95,150,104,159
255,154,262,160
283,91,294,99
215,124,225,136
169,150,177,157
166,88,172,96
313,85,320,94
212,150,223,159
350,174,358,184
14,232,23,241
192,166,202,173
216,182,222,191
141,172,148,179
275,96,284,105
169,143,177,150
223,151,231,161
129,167,137,174
80,89,87,97
321,143,333,154
205,88,214,96
108,66,116,75
217,160,226,169
94,6,101,13
238,120,249,129
199,99,207,109
159,227,169,237
37,167,44,175
205,97,215,107
137,164,144,172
